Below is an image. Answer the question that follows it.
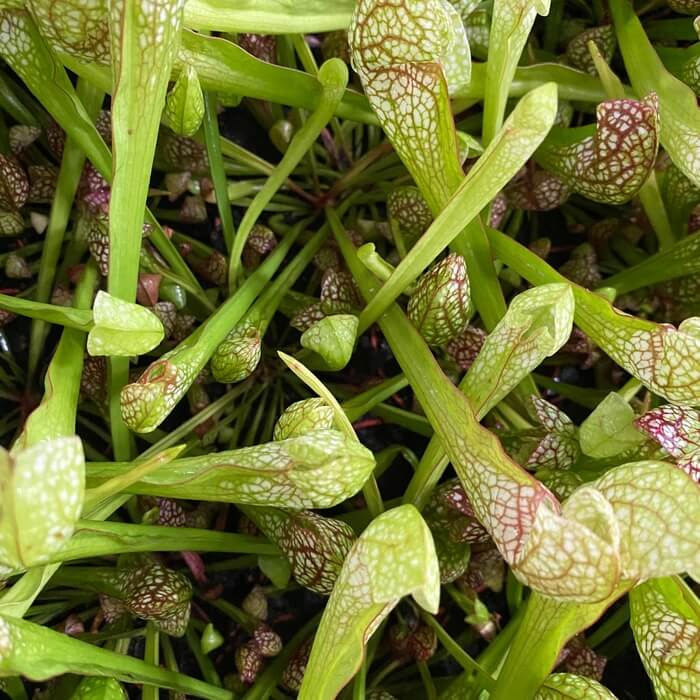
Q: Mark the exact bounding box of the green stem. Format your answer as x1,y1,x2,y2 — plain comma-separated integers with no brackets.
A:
202,91,236,254
637,172,675,250
0,72,40,126
4,521,278,573
543,0,565,54
28,79,103,383
601,229,700,295
185,625,221,688
416,661,437,700
161,634,180,672
227,58,348,291
15,262,98,449
587,601,630,649
143,623,160,700
340,375,410,422
245,218,322,331
490,587,626,700
419,612,494,690
0,294,94,332
505,571,524,614
208,598,256,630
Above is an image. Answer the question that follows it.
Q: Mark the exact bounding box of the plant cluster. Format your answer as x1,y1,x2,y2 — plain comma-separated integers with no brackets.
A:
0,0,698,699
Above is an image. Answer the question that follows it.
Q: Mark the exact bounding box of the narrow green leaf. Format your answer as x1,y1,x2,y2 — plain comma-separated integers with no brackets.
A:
277,351,357,441
0,294,93,331
0,615,230,700
298,505,439,699
603,227,700,295
0,521,276,575
227,58,347,289
28,78,104,382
